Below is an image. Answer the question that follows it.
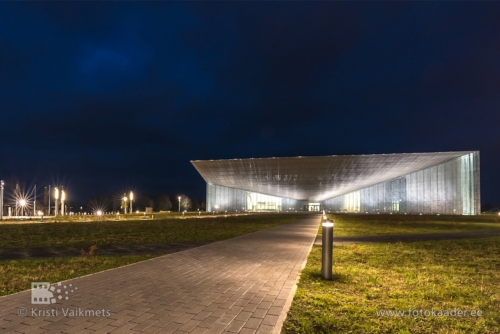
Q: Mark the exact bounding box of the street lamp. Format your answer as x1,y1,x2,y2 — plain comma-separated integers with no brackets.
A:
122,196,128,214
61,190,66,216
54,187,59,216
19,199,27,216
129,191,133,214
178,196,181,212
0,180,4,220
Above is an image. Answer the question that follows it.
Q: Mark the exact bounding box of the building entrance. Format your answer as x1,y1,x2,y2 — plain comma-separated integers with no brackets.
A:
308,203,320,211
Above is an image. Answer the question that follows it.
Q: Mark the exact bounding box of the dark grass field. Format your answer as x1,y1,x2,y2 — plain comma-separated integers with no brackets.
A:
0,213,304,249
0,255,160,297
323,214,500,236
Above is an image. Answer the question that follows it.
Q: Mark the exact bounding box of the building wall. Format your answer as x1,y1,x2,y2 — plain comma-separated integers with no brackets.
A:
322,152,480,215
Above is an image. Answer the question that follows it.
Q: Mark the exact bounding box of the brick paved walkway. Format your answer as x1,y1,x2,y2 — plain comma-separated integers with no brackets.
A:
0,215,320,334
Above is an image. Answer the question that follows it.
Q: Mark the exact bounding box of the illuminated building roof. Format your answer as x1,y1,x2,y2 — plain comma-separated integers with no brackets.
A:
191,152,476,201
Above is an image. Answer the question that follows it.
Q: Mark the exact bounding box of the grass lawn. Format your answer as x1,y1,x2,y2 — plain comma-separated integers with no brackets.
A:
325,214,500,236
283,237,500,333
0,213,303,249
0,255,160,297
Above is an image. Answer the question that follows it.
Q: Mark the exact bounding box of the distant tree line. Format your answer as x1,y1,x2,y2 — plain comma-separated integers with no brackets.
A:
84,193,205,213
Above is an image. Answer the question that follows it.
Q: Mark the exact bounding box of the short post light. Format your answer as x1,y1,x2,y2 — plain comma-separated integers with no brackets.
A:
61,190,66,216
178,196,181,213
322,218,334,280
54,187,59,216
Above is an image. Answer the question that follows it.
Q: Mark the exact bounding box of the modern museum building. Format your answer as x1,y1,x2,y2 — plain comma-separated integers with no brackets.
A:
191,151,480,215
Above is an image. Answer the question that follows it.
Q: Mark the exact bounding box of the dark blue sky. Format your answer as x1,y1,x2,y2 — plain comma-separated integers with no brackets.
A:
1,2,499,207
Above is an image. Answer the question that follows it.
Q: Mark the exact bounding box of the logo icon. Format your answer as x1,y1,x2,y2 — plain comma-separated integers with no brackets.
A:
31,282,77,304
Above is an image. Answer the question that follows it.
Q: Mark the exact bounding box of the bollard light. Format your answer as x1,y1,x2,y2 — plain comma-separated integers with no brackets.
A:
322,219,334,280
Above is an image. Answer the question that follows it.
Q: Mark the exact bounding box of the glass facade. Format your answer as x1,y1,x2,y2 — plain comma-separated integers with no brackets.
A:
206,183,305,212
195,151,480,215
323,153,480,215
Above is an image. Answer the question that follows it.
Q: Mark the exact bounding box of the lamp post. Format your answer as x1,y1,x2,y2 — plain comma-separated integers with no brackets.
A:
129,191,133,214
19,199,27,217
54,187,59,216
33,184,36,217
48,185,51,215
122,196,128,214
61,190,66,216
321,219,334,280
178,196,181,213
0,180,4,220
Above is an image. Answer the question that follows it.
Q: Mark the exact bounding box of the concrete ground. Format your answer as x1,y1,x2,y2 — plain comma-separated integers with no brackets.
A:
0,215,320,334
314,230,500,246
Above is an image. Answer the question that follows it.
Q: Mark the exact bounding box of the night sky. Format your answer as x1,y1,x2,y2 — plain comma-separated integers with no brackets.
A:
1,2,499,208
